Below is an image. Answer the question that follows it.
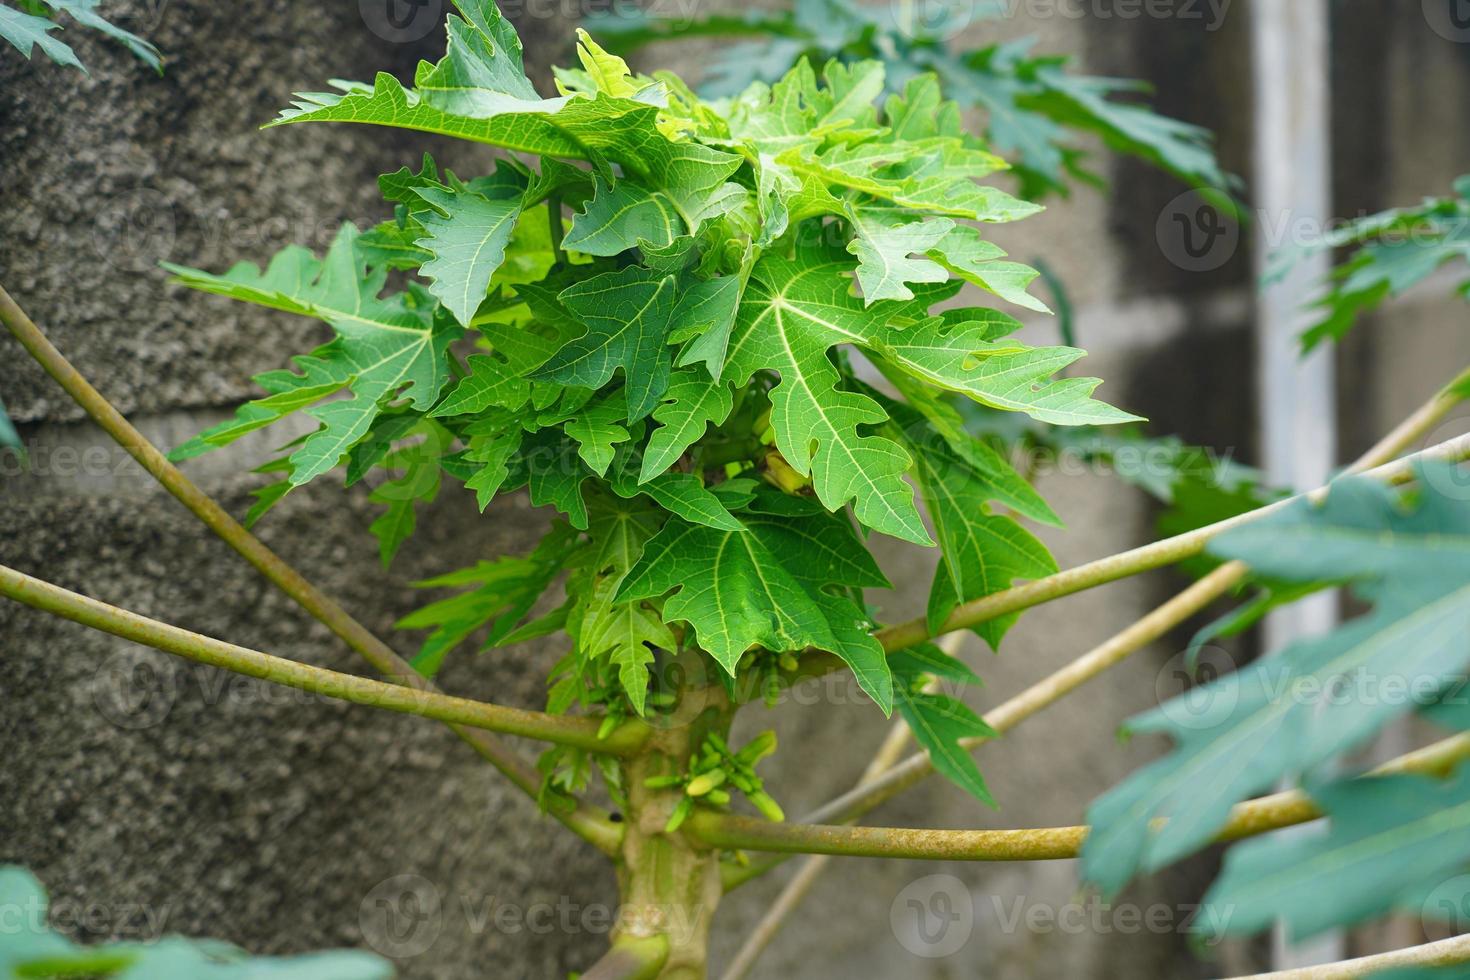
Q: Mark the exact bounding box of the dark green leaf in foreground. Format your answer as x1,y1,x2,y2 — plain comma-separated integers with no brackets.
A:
1201,771,1470,941
168,2,1143,761
0,865,390,979
1083,465,1470,897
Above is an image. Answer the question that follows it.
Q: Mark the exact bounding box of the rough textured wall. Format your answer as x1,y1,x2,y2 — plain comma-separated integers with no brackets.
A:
0,4,614,978
4,1,1461,978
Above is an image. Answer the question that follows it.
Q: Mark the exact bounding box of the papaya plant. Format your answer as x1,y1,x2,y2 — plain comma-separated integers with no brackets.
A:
3,2,1470,978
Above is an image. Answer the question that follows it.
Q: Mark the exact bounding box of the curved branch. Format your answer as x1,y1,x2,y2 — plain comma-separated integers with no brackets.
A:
746,367,1470,876
718,374,1470,954
692,811,1087,861
581,936,669,980
720,636,962,980
694,733,1470,861
806,565,1265,829
874,432,1470,654
0,283,629,855
0,563,650,756
1236,933,1470,979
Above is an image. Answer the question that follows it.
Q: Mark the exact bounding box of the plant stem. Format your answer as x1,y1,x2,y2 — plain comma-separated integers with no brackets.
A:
1236,932,1470,979
691,732,1470,861
717,700,928,980
0,283,626,855
615,653,730,979
874,432,1470,654
581,937,669,980
694,812,1088,860
0,563,649,755
719,636,963,980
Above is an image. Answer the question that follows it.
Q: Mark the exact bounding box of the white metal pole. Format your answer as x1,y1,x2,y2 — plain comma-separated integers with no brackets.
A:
1250,0,1341,968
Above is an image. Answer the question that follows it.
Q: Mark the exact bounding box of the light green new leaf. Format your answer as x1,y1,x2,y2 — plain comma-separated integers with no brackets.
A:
167,225,461,483
881,309,1141,426
844,203,954,304
1084,465,1470,897
572,28,638,98
928,224,1050,314
270,0,747,224
267,0,656,160
1201,772,1470,941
